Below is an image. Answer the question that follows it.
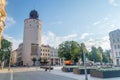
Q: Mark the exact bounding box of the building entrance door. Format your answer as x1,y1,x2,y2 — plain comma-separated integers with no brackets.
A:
117,59,119,65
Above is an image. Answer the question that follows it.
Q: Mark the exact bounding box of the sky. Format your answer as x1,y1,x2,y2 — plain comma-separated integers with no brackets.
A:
4,0,120,50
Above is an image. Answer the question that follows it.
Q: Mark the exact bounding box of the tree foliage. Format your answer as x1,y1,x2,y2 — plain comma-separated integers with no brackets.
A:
0,38,12,69
58,41,80,63
102,50,111,63
32,57,37,66
58,40,111,64
88,46,110,63
80,43,88,64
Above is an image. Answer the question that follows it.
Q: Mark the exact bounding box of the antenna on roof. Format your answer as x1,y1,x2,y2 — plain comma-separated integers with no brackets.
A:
33,0,36,10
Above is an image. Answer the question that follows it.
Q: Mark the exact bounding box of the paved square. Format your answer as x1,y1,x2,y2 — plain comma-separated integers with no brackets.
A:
13,71,75,80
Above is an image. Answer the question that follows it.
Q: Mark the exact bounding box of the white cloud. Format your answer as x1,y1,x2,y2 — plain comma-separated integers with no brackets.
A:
42,31,78,48
64,34,77,39
42,31,110,50
2,31,110,51
5,16,16,28
108,0,118,6
80,33,93,39
93,21,100,26
84,36,110,51
3,34,22,50
93,17,109,26
50,21,63,25
92,15,120,34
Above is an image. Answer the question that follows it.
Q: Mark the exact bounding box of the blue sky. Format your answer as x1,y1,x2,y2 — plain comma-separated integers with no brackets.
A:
4,0,120,50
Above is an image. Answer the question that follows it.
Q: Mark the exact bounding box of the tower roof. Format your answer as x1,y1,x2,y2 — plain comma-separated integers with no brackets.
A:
29,10,39,19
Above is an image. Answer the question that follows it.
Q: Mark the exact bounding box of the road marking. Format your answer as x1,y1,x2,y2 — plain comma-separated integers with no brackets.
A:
11,70,13,80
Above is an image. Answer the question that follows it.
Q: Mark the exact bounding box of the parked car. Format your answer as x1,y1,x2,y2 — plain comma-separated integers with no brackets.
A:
64,60,73,65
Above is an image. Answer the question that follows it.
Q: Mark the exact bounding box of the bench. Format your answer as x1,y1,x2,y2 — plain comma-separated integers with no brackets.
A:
40,66,53,71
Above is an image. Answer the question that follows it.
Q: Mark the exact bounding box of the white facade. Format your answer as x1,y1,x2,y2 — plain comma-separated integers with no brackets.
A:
22,10,42,66
109,29,120,65
50,47,58,58
50,47,63,65
50,47,58,65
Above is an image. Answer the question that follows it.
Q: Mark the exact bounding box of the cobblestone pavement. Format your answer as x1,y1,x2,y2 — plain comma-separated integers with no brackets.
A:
0,67,76,80
2,66,120,80
13,71,76,80
0,73,11,80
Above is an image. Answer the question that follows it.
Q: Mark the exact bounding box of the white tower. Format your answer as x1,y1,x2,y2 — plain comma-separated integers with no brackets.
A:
22,10,42,66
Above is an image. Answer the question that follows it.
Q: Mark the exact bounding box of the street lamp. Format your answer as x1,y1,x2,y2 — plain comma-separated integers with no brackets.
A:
84,53,88,80
53,49,55,66
49,56,51,72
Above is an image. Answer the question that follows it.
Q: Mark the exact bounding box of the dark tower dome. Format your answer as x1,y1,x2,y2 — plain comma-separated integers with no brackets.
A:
29,10,39,19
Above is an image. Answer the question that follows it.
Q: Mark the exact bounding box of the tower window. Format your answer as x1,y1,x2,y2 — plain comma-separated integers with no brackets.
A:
114,45,117,49
113,39,115,43
117,38,119,42
116,52,118,57
31,43,38,55
118,45,120,49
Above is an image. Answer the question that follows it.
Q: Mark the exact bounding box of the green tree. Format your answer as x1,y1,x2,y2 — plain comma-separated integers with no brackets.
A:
0,38,12,69
32,57,37,66
96,49,103,62
88,46,102,62
80,43,88,64
98,47,104,54
102,54,109,63
88,46,97,62
58,41,71,60
71,41,81,63
58,41,80,63
102,50,111,63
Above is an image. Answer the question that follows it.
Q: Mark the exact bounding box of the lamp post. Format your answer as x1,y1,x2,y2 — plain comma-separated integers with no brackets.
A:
84,53,88,80
49,56,51,72
53,49,55,66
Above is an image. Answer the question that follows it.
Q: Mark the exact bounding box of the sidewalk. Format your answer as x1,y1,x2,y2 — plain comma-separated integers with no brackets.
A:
0,67,44,73
50,66,120,80
0,68,10,73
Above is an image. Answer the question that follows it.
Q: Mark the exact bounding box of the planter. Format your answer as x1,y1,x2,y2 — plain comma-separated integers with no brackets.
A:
61,67,74,72
90,69,120,78
73,68,90,74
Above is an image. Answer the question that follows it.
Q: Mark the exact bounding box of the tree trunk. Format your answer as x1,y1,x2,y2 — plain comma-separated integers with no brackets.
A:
33,61,35,66
1,61,4,70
